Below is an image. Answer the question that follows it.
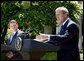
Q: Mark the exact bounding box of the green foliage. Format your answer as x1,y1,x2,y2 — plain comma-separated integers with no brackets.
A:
1,1,83,35
1,1,22,27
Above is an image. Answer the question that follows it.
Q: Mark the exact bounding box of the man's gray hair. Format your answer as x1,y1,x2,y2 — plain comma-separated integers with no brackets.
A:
55,7,69,14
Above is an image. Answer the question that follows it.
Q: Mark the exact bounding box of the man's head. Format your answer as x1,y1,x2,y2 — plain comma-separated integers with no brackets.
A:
8,20,18,32
55,7,69,25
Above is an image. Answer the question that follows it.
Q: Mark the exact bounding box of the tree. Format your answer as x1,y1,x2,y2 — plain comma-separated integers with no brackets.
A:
1,1,83,35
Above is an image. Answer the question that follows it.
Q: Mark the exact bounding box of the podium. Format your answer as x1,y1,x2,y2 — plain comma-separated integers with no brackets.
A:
1,38,59,60
17,38,59,60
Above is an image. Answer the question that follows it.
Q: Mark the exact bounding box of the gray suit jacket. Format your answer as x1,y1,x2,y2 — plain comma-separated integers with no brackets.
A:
5,29,23,45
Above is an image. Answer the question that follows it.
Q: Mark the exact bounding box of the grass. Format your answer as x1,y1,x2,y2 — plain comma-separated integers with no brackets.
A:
80,53,83,60
1,52,83,60
41,51,83,60
41,52,57,60
80,50,83,60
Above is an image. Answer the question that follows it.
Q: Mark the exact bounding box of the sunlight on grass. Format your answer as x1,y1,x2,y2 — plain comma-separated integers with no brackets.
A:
41,52,57,60
41,52,83,60
80,52,83,60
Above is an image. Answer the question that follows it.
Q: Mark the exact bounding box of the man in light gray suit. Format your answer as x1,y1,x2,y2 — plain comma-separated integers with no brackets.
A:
5,20,24,45
4,20,24,60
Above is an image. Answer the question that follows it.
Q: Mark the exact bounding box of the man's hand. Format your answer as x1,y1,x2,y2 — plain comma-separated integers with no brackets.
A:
34,33,49,42
6,51,14,58
36,35,47,41
40,34,48,40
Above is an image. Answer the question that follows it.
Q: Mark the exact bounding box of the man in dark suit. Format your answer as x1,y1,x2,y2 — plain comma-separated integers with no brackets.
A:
39,7,80,60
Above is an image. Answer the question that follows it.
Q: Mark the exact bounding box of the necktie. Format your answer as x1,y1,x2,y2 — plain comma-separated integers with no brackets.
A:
9,31,18,43
59,25,65,35
59,20,69,35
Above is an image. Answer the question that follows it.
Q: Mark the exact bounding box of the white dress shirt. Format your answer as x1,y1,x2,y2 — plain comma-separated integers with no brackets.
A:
9,31,16,43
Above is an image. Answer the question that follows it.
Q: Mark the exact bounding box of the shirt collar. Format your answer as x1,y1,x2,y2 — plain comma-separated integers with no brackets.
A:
62,18,69,26
13,31,16,35
13,29,18,34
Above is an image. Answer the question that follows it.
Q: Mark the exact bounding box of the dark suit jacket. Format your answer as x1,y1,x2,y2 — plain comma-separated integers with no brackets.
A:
47,18,80,60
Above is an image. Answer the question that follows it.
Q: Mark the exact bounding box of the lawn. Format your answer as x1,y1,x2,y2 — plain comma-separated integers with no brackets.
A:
41,52,83,60
1,52,83,60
